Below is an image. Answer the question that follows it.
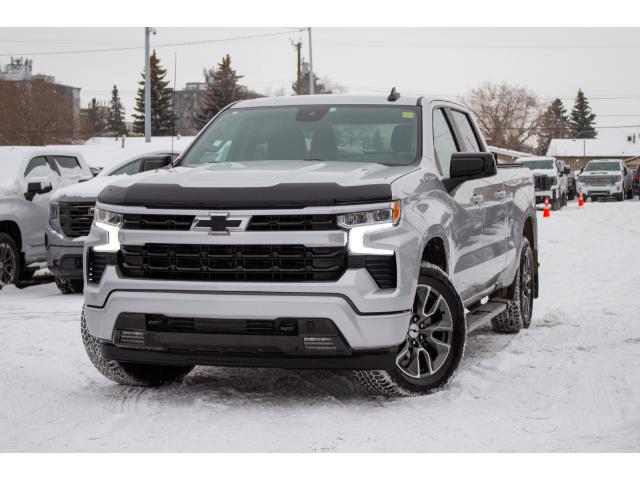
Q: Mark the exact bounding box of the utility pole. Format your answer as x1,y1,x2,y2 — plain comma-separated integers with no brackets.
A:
144,27,156,143
292,40,302,95
308,27,314,95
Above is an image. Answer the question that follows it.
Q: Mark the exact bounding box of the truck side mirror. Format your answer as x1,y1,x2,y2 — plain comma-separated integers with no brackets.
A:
450,152,497,181
140,155,172,173
24,178,52,201
563,166,571,175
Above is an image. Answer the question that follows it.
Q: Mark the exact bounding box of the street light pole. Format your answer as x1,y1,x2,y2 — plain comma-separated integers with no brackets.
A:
144,27,156,143
308,27,314,95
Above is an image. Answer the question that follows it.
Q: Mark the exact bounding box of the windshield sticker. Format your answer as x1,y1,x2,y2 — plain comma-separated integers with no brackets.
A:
402,111,415,119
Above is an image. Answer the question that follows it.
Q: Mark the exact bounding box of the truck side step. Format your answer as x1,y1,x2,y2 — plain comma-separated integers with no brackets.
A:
465,300,508,332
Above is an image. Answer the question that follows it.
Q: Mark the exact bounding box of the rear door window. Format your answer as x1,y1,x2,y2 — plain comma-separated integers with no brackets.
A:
450,110,482,152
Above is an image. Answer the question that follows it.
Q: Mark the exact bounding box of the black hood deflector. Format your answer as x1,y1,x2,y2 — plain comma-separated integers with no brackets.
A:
98,182,392,209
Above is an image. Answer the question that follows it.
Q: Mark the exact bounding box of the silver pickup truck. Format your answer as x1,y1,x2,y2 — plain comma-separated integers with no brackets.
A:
0,147,92,290
81,93,539,396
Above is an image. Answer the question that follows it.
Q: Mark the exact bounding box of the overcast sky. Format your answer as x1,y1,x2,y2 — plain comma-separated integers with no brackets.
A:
0,27,638,137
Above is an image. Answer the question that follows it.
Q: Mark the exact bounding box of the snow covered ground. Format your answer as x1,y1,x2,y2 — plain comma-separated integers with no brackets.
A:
1,200,639,452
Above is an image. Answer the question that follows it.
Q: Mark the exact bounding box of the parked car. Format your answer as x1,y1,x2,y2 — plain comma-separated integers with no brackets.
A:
80,93,539,396
47,151,179,294
515,156,569,210
633,165,640,198
576,159,632,201
0,147,92,290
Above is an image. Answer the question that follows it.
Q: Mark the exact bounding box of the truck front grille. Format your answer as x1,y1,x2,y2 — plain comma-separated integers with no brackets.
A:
582,176,616,186
247,215,336,231
59,202,95,238
122,214,195,230
533,175,552,190
119,243,348,282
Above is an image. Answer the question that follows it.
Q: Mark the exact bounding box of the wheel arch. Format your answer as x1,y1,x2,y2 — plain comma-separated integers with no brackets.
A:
420,234,449,275
0,220,22,252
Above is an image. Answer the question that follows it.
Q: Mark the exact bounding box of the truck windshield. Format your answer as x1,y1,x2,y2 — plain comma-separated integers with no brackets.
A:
180,105,420,167
519,160,554,170
584,161,620,172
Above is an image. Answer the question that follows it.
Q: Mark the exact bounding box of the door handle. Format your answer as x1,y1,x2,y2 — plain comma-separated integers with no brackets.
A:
471,194,483,204
496,191,506,200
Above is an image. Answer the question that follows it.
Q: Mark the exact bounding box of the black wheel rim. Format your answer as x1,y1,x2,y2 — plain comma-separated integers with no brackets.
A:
521,251,533,322
396,284,453,379
0,242,17,287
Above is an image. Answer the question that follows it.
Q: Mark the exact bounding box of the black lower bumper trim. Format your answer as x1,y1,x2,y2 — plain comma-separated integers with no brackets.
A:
100,343,397,370
48,254,83,280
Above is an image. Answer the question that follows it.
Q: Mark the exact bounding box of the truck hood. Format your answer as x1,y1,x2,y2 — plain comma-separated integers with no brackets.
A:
98,161,417,209
52,175,121,203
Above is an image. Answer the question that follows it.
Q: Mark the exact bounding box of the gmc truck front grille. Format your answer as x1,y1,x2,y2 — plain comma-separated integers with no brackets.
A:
119,244,348,282
533,175,552,190
59,202,95,238
582,176,616,186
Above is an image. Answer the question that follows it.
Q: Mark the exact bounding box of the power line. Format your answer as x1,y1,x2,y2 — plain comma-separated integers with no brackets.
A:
0,29,306,57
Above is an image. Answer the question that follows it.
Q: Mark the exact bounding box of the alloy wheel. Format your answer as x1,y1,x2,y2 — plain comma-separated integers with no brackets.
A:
521,251,533,323
396,284,454,379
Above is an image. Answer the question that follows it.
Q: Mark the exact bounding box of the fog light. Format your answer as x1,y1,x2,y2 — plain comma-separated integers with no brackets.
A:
119,329,145,345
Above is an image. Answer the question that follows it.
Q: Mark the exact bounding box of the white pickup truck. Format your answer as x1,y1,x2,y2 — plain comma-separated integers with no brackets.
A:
0,146,93,289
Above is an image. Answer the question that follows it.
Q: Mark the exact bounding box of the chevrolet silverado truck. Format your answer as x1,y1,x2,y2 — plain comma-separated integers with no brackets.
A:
0,147,92,290
577,159,632,201
81,93,539,396
516,156,569,210
47,151,180,294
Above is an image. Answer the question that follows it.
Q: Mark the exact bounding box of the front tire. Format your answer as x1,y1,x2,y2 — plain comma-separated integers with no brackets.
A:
355,262,466,396
0,233,20,291
81,308,194,386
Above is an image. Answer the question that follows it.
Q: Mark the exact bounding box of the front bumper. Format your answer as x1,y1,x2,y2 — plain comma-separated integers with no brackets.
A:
577,184,622,197
46,228,86,280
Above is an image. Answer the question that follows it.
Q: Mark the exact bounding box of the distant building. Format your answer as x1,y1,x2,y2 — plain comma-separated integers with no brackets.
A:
0,57,81,137
547,135,640,170
173,82,208,136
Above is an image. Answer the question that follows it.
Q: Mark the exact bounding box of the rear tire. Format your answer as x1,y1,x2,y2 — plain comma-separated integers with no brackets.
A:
492,238,534,333
81,308,194,386
55,277,84,294
354,262,466,397
0,233,20,291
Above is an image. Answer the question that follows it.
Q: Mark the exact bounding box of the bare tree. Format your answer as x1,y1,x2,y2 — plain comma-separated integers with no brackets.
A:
462,82,542,152
0,79,75,145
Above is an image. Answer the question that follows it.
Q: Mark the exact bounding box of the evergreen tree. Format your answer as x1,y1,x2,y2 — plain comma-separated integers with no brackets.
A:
132,51,176,135
193,55,246,130
292,71,332,96
536,98,570,155
86,98,105,136
569,89,597,139
106,85,126,136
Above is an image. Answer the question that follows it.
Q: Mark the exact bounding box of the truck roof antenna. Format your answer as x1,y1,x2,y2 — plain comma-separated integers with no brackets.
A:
387,87,401,102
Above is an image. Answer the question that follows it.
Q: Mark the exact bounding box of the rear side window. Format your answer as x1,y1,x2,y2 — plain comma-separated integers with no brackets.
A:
24,156,50,177
432,109,459,177
50,156,82,174
450,110,481,152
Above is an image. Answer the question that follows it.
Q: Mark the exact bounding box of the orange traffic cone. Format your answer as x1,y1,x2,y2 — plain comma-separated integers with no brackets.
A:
578,193,585,207
543,197,551,218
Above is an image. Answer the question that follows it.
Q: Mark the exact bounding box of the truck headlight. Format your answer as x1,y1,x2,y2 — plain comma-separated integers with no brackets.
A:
93,208,123,252
337,201,401,229
94,208,123,226
339,201,400,256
